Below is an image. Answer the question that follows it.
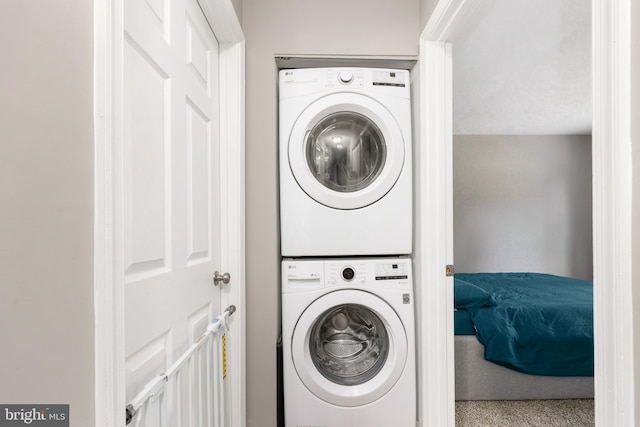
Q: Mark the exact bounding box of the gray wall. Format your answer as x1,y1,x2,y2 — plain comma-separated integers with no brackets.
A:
241,1,419,425
230,0,242,25
0,1,94,425
453,135,593,280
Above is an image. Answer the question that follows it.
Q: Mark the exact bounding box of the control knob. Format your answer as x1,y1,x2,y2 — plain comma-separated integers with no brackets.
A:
338,71,354,84
342,267,355,281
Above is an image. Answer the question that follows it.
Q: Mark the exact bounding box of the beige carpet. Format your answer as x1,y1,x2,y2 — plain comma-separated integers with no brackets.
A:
455,399,595,427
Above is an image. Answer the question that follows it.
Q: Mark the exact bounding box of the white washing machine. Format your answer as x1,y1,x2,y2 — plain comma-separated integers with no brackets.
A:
279,68,412,257
282,258,416,427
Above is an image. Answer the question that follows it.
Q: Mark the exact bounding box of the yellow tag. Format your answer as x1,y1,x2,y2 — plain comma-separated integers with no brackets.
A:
222,334,227,380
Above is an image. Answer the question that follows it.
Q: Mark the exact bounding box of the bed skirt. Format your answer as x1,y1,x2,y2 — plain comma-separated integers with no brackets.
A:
455,335,594,401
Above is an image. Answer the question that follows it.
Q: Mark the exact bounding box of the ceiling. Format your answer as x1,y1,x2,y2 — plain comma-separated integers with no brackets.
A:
451,0,591,135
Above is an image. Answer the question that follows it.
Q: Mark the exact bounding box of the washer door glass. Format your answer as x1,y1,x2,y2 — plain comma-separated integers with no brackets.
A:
306,113,386,193
291,289,407,407
310,304,389,386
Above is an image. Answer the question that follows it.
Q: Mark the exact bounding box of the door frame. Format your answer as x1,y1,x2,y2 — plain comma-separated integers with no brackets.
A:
93,0,246,425
417,0,634,425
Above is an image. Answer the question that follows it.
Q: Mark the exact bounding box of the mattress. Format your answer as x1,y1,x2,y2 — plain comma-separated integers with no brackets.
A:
454,272,594,377
455,335,594,401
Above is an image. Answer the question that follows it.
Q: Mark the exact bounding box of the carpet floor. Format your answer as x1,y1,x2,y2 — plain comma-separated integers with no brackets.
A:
455,399,595,427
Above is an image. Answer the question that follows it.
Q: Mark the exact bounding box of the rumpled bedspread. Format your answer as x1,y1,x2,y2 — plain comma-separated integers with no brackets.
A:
457,272,594,377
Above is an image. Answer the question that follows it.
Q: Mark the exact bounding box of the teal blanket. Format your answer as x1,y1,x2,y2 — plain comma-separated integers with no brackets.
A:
456,272,594,377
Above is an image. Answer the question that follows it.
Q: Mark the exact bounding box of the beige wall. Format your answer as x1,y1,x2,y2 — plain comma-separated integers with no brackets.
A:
241,1,419,425
0,1,94,426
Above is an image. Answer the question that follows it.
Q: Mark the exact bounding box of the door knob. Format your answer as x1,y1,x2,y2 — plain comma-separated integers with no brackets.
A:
213,271,231,286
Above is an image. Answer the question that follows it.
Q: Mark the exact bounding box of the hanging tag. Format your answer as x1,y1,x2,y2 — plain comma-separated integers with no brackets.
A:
222,334,227,380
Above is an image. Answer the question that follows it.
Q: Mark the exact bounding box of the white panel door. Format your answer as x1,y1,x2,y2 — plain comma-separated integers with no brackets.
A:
122,0,222,423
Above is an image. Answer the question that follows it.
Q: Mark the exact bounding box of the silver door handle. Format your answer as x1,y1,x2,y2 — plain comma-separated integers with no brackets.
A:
213,271,231,286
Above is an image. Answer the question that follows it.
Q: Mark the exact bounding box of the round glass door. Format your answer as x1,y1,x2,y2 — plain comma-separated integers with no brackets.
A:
309,304,389,386
288,93,405,210
306,112,386,194
291,290,407,407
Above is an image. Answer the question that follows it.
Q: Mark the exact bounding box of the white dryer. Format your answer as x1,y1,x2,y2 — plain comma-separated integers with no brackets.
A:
282,258,416,427
279,68,412,257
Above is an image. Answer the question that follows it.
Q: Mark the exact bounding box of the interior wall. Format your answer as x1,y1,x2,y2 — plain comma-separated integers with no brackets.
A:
241,1,419,426
230,0,242,25
0,1,94,425
453,135,593,280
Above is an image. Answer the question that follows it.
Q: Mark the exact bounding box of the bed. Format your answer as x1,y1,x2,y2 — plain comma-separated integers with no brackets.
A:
454,272,594,400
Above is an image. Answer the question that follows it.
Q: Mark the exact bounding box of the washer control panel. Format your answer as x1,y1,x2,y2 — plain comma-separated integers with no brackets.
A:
283,258,412,292
375,261,409,280
325,258,411,288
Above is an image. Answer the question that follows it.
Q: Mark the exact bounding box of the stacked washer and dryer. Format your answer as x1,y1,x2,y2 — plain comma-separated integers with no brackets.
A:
279,68,415,427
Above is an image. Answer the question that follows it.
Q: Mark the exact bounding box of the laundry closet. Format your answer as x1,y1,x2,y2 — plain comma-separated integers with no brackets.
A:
277,66,417,427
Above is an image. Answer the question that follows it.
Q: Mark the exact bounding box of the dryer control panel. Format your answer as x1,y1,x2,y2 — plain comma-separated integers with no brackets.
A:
279,67,410,100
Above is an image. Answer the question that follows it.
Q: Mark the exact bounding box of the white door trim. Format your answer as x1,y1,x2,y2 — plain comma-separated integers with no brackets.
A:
93,0,246,425
414,38,455,427
591,0,634,424
94,1,125,424
216,19,247,427
416,2,481,425
418,0,634,426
